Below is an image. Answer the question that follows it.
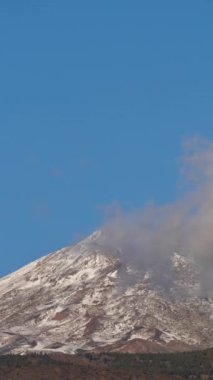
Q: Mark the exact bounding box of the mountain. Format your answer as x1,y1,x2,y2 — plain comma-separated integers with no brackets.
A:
0,231,212,355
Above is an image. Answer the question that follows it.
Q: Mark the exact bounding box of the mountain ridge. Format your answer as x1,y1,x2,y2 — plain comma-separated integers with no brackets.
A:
0,231,212,355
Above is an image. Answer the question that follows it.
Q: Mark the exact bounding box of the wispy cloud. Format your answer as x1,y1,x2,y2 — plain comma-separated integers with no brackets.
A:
97,136,213,296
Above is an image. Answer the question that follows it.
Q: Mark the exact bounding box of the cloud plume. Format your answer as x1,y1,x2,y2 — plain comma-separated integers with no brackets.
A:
97,137,213,297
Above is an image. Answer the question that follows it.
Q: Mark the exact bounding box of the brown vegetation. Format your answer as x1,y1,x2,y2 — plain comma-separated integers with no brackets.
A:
0,348,213,380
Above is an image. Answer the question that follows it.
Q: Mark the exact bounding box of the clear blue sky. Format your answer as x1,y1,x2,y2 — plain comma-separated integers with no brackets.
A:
1,0,213,276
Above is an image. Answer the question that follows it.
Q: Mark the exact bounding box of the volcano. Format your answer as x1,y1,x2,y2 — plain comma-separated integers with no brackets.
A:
0,231,212,354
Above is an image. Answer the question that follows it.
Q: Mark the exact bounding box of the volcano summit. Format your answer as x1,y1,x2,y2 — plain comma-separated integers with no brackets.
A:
0,231,212,355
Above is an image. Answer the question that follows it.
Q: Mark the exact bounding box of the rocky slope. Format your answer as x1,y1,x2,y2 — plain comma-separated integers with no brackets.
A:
0,231,212,354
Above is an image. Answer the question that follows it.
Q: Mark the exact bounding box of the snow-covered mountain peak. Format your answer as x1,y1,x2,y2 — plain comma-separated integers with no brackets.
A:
0,232,212,355
80,230,102,244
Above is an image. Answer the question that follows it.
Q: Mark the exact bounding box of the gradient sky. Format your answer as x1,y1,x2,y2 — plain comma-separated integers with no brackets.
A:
1,0,213,276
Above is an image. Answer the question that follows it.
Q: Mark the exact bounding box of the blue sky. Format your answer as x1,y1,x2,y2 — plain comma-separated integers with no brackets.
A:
1,0,213,276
